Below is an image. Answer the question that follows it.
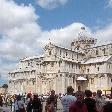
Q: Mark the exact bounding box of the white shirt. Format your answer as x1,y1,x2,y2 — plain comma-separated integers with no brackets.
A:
25,98,30,105
61,95,77,112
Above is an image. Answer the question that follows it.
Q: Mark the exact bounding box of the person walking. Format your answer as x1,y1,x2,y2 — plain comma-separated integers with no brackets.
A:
26,93,32,112
103,102,112,112
69,91,87,112
45,90,57,112
95,90,106,112
84,90,97,112
14,95,25,112
32,94,42,112
61,86,77,112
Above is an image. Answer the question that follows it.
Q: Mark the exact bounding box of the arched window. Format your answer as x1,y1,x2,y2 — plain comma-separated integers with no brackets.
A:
72,64,74,68
87,69,89,73
32,80,35,85
49,51,51,55
28,62,30,66
96,50,98,55
51,62,54,67
77,47,79,50
73,76,75,83
77,54,78,59
91,78,94,84
59,62,60,67
66,52,68,56
72,54,74,59
97,67,99,71
103,48,106,54
60,50,61,55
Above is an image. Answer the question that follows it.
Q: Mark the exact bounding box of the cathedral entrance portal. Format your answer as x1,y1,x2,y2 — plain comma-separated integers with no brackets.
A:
76,76,88,91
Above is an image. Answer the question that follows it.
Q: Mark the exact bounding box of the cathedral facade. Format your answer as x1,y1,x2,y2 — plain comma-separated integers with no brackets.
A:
8,28,112,95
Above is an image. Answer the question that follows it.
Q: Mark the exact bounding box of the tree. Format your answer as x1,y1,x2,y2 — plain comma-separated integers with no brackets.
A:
2,84,8,89
2,84,8,95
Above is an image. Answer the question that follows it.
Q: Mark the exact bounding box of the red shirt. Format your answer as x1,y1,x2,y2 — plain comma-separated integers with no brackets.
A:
69,101,88,112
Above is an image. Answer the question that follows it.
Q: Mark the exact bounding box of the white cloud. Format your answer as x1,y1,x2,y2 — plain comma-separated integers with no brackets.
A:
40,23,88,48
0,0,42,57
108,0,112,7
0,0,41,79
36,0,68,9
0,0,38,33
94,24,112,44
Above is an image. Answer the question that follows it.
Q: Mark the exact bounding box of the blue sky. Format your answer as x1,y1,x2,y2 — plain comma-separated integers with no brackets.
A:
14,0,112,30
0,0,112,85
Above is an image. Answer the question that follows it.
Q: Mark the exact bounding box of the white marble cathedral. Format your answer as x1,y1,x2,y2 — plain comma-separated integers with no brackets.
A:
8,27,112,95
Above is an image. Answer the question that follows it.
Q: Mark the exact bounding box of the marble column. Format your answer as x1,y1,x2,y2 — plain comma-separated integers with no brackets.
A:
53,75,56,92
66,75,69,89
62,74,65,94
74,75,77,91
40,78,42,94
55,75,58,93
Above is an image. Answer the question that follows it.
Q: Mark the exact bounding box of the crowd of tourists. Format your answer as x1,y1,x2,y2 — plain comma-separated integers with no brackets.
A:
61,86,112,112
0,86,112,112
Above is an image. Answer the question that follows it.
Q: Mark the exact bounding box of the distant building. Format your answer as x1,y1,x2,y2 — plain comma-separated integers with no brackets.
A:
8,28,112,95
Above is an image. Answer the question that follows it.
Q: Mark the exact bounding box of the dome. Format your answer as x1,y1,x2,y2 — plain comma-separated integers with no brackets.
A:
74,27,97,45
